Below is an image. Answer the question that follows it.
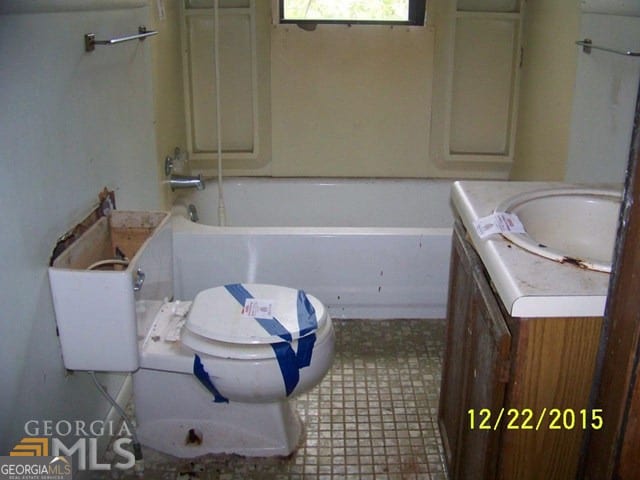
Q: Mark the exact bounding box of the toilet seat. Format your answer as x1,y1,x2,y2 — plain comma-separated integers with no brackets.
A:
183,283,327,352
185,283,327,345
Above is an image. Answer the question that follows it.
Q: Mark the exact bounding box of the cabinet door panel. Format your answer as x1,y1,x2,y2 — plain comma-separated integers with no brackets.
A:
450,17,519,155
456,267,511,480
439,225,474,474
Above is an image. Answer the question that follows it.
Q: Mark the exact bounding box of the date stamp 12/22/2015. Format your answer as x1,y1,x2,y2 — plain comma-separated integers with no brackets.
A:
467,408,604,431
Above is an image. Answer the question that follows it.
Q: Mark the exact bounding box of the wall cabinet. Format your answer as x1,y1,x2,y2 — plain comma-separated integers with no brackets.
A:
429,1,524,178
439,221,603,479
180,0,265,172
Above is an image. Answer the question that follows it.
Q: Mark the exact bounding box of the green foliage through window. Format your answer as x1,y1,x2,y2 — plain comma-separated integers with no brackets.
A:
280,0,425,25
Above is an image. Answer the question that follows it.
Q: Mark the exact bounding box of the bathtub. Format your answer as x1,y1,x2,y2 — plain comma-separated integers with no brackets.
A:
171,178,453,319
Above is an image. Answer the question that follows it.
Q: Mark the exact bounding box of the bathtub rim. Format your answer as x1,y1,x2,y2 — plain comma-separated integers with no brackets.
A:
171,176,455,230
171,212,452,236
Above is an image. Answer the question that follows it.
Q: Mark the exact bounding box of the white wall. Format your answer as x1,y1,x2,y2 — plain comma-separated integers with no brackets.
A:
565,12,640,183
0,1,160,457
510,0,580,181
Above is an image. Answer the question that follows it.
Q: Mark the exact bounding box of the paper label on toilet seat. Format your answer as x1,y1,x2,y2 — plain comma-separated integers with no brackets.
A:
242,298,274,319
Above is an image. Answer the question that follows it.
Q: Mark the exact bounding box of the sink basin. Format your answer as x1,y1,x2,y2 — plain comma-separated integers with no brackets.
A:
495,188,622,272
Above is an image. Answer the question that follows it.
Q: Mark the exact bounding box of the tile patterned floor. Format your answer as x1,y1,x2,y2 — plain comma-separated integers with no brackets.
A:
101,319,447,479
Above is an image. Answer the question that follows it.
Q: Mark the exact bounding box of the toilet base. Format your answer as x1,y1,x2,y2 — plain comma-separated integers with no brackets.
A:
133,368,303,458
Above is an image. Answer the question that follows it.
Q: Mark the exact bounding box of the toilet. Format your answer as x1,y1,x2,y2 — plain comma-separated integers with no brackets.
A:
133,283,335,458
47,211,335,459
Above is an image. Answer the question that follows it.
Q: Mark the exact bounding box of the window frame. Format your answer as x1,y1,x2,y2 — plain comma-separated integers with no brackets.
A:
278,0,426,26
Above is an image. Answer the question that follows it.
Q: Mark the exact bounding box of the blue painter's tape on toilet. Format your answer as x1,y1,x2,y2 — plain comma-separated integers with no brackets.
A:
193,354,229,403
295,334,316,368
225,283,292,342
223,283,318,397
271,342,300,396
297,289,318,337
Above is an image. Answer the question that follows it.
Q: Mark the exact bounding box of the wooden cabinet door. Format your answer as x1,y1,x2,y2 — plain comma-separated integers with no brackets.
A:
440,222,512,479
456,267,511,480
439,224,477,476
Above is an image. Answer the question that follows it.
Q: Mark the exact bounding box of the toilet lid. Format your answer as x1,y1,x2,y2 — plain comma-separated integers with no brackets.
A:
184,283,327,345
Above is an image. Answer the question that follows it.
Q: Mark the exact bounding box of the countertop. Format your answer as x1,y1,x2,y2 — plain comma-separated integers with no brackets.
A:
451,181,618,318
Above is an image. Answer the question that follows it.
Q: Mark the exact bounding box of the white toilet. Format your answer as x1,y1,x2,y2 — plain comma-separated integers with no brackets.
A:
134,283,335,458
48,211,335,459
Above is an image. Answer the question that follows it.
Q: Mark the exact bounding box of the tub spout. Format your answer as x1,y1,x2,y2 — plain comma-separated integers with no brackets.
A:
169,174,205,191
187,204,199,223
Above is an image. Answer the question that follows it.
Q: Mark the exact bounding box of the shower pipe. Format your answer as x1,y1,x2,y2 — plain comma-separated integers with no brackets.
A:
213,0,227,226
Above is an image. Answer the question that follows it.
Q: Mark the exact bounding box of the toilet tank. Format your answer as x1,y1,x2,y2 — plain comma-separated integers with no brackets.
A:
49,211,173,371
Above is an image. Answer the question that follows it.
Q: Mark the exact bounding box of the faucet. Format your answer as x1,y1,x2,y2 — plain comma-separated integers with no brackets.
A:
164,147,205,191
169,173,205,191
187,204,199,222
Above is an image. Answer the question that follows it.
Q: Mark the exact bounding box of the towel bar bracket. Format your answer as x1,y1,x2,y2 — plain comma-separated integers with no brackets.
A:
576,38,640,57
84,26,158,52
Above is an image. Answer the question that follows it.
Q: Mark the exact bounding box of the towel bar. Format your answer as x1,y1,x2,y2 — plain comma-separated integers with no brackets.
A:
576,38,640,57
84,26,158,52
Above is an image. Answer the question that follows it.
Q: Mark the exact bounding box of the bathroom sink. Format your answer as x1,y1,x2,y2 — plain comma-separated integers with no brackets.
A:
495,188,622,272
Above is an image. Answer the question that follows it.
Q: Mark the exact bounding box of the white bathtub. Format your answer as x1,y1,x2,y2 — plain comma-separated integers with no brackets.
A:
172,178,453,319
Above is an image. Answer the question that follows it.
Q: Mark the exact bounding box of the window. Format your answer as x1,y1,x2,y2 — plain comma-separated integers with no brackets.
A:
279,0,426,26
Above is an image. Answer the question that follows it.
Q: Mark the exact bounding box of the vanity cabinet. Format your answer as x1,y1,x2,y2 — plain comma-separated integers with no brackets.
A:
439,221,603,480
